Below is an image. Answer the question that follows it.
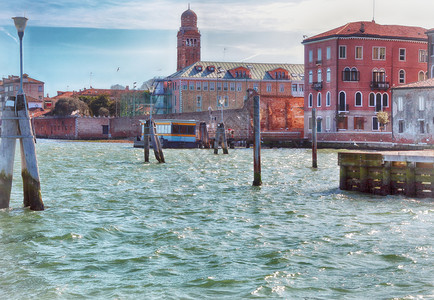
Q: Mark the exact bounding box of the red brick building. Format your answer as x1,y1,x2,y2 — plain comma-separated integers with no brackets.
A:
427,28,434,78
302,21,428,143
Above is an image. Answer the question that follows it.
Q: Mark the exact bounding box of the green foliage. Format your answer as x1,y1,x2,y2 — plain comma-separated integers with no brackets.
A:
52,97,90,116
79,95,114,116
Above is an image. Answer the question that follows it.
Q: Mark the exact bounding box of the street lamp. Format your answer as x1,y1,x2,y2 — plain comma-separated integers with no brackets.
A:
217,67,225,123
12,17,28,95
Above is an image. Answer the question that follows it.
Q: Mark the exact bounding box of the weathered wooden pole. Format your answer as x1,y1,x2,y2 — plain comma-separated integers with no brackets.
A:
0,99,18,209
220,123,229,154
149,120,165,163
17,94,44,210
252,95,262,186
312,108,318,168
143,120,150,163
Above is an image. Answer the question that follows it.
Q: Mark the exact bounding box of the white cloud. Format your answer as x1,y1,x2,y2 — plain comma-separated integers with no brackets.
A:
0,26,18,43
1,0,433,32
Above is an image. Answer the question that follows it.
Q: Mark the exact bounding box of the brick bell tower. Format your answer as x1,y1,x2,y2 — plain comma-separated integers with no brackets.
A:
177,5,201,71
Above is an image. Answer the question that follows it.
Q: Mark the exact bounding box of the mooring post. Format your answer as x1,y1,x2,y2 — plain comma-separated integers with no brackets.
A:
149,120,165,163
143,120,150,163
381,161,391,196
405,161,416,197
253,95,262,186
312,108,318,168
0,101,18,209
220,123,229,154
16,94,44,210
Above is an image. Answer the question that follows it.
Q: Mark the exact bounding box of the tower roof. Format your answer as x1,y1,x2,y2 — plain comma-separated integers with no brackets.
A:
181,8,197,29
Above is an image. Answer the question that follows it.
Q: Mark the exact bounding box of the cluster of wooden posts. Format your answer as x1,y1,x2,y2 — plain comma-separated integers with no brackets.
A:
338,151,434,198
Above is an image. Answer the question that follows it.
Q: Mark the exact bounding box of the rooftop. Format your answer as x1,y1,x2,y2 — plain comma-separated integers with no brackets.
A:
303,21,428,43
167,61,305,81
392,78,434,89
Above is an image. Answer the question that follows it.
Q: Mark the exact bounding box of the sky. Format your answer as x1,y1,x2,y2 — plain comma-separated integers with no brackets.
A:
1,0,433,97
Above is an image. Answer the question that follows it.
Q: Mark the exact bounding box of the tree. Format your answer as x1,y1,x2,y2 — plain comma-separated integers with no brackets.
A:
377,111,390,131
52,97,90,116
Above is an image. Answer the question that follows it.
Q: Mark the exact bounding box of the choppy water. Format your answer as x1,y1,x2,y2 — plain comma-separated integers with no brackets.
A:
0,140,432,299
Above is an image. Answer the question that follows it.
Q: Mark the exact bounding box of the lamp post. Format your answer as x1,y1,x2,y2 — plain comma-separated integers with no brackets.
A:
217,67,225,123
0,17,44,210
13,17,27,96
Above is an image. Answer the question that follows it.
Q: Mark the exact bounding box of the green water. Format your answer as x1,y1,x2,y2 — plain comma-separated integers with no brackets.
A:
0,140,433,299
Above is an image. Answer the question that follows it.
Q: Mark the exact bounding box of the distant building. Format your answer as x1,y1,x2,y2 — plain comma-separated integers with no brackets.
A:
392,78,434,145
0,74,45,120
302,21,428,143
427,28,434,78
165,61,304,113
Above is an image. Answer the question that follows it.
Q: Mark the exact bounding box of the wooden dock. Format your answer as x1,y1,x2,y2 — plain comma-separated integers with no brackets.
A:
338,151,434,198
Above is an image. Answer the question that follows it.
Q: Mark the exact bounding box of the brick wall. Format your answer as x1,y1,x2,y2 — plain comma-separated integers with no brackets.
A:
33,116,77,139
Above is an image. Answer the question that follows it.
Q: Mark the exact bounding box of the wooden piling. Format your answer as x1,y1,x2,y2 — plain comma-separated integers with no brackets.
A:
150,120,165,163
0,94,44,210
199,122,209,148
253,95,262,186
143,120,150,163
0,103,18,209
338,151,434,198
213,123,228,155
312,108,318,169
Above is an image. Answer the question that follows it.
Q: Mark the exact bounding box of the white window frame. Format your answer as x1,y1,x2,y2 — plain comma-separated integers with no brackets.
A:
419,96,425,111
355,91,362,107
372,116,379,131
326,68,331,82
399,48,406,61
309,50,313,62
326,91,331,107
317,92,322,107
308,93,313,108
373,46,386,60
339,45,347,59
399,70,405,84
326,47,331,60
308,70,313,83
326,116,331,130
355,46,363,60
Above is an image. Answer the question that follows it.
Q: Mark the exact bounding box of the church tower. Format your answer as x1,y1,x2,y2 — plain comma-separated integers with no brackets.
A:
177,6,201,71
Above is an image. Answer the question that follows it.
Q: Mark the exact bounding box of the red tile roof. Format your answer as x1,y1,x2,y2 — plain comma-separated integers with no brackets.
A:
392,78,434,89
303,21,427,43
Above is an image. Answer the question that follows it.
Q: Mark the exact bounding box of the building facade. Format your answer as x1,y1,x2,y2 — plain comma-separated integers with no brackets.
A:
177,6,201,71
302,21,428,142
427,28,434,78
165,61,305,114
0,74,45,121
392,78,434,145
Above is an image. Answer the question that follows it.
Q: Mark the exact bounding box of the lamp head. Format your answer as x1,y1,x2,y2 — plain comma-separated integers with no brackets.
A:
12,17,28,33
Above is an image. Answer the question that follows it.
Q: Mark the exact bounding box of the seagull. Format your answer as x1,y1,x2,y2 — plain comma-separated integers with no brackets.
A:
117,67,120,72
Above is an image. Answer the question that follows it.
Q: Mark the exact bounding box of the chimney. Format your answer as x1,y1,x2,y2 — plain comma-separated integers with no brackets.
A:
360,23,365,33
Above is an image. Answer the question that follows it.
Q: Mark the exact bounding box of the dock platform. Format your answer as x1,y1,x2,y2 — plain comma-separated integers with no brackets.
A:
338,151,434,198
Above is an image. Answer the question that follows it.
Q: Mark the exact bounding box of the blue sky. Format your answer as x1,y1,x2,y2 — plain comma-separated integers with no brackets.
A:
1,0,433,97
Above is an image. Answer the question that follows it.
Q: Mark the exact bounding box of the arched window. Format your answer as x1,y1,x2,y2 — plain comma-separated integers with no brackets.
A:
399,70,405,84
351,67,359,81
308,70,313,83
308,93,313,107
343,67,351,81
369,92,375,107
382,93,389,108
317,69,322,82
376,93,382,112
355,92,362,107
326,91,331,106
317,92,322,107
326,68,331,82
418,71,425,81
339,91,346,111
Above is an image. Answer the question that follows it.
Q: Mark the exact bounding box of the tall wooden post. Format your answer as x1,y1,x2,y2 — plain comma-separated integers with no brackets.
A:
0,94,44,210
0,101,18,209
312,108,318,168
253,95,262,186
149,120,165,163
143,120,150,163
213,123,228,155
